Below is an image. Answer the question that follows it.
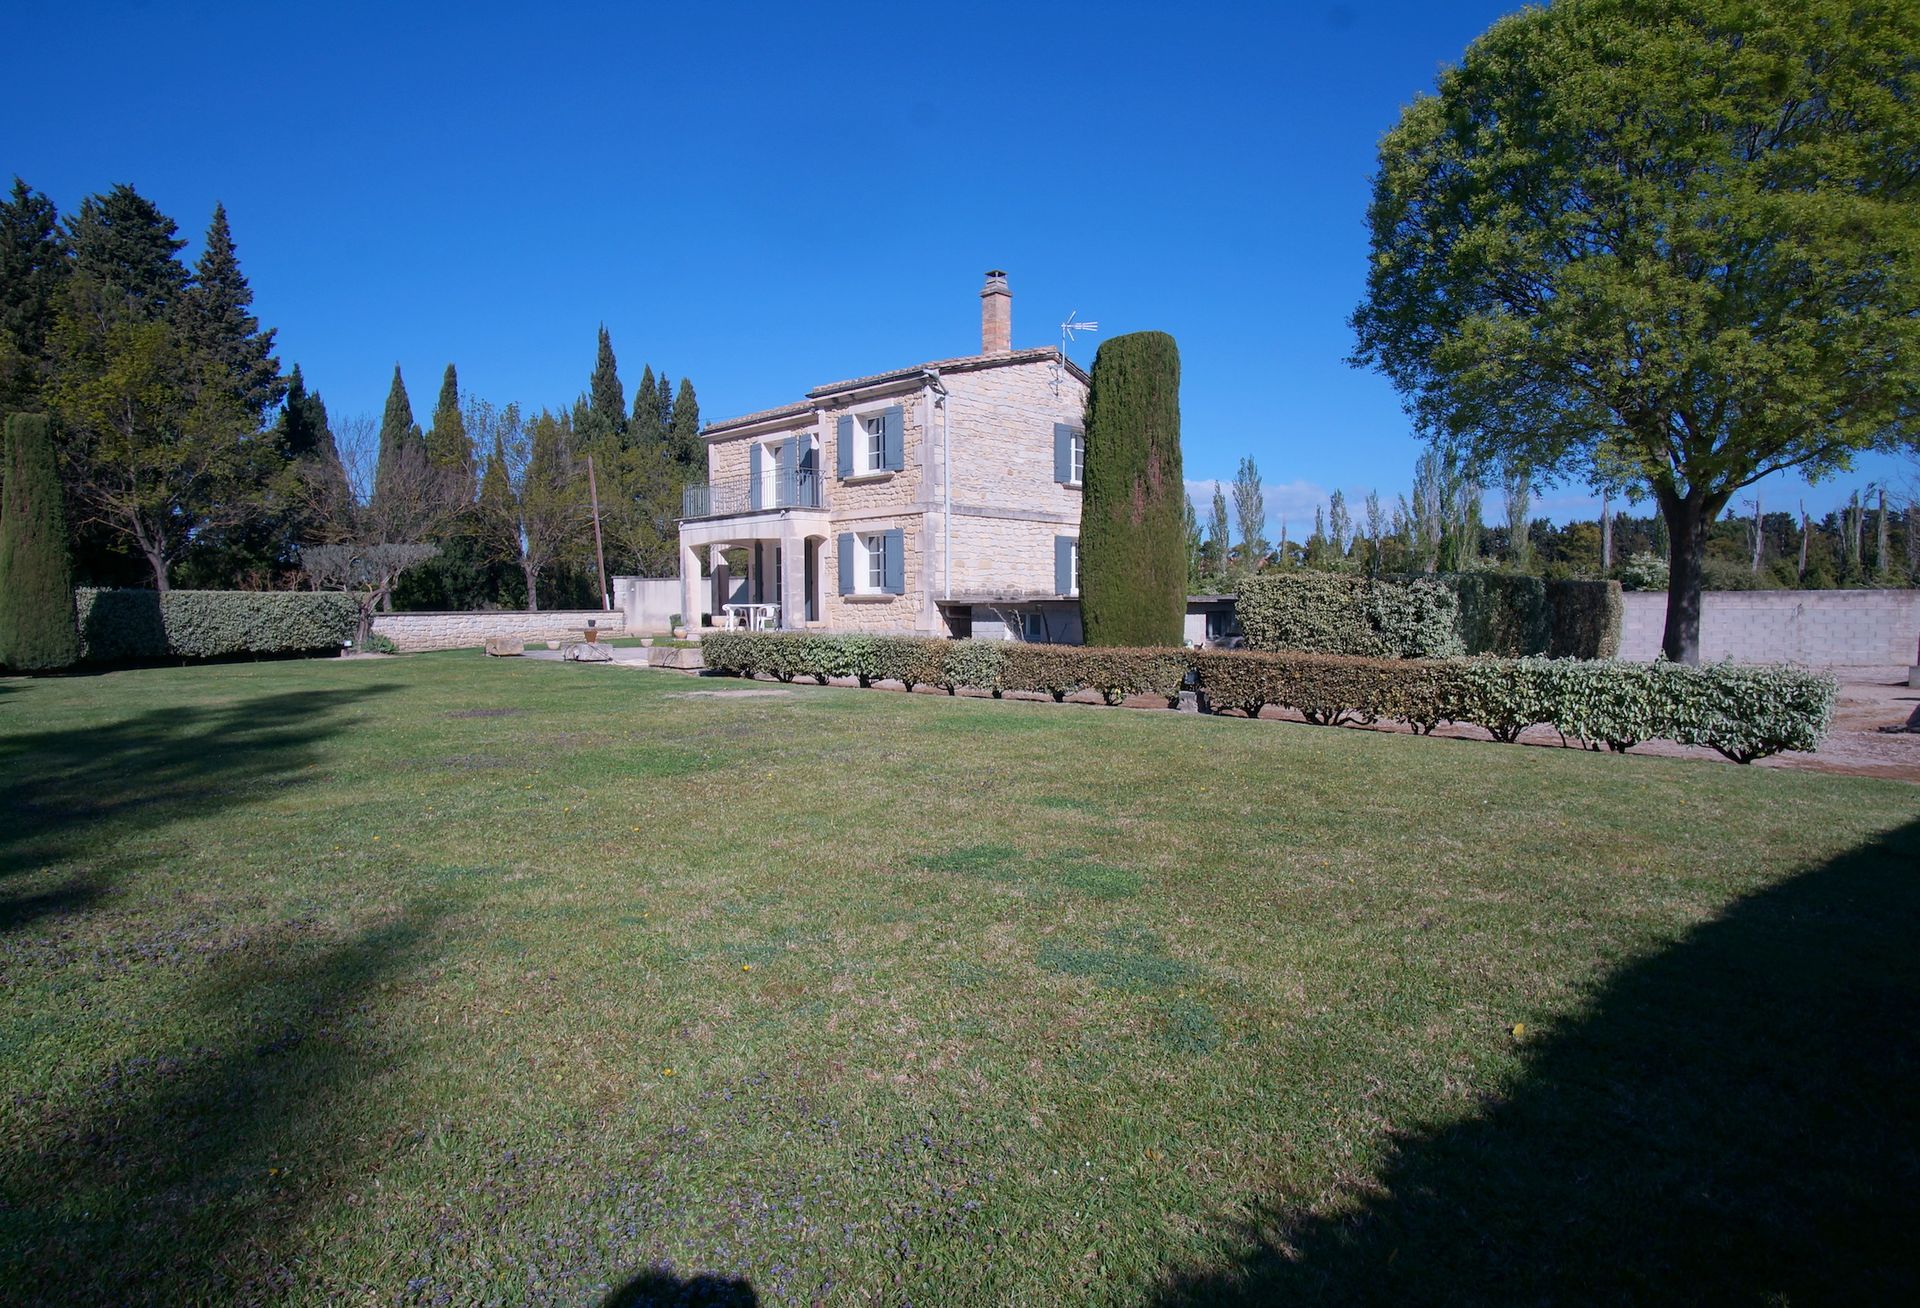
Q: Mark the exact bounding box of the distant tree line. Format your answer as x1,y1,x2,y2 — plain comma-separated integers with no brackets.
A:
0,178,704,611
1190,451,1918,595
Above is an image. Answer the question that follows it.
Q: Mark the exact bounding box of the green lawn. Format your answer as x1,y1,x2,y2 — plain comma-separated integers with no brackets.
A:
2,654,1916,1305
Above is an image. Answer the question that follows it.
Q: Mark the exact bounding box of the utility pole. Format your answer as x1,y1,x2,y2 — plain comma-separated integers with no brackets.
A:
1798,500,1809,580
586,453,611,611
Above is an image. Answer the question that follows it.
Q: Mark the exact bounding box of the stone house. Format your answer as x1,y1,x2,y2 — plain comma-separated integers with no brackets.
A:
677,271,1091,639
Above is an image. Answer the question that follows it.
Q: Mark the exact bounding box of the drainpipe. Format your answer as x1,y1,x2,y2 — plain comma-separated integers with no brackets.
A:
923,369,951,601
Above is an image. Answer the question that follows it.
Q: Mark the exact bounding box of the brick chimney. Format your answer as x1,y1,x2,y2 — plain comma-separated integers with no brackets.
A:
980,269,1011,354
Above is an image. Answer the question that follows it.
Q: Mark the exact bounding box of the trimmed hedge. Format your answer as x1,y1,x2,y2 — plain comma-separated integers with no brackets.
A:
1238,569,1622,660
700,631,1832,762
74,588,359,663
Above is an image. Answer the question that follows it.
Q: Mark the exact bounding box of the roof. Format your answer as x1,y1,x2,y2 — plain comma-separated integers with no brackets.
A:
703,347,1091,438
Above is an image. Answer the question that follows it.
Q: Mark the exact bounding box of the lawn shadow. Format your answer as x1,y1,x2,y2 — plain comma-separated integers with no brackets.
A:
1156,817,1920,1305
0,900,449,1300
601,1268,759,1307
0,682,396,927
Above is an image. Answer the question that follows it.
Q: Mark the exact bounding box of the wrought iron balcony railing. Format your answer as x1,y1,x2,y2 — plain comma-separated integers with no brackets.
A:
681,468,826,519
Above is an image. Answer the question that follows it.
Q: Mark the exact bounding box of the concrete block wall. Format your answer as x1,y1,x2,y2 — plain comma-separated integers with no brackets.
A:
1618,589,1920,677
372,609,625,653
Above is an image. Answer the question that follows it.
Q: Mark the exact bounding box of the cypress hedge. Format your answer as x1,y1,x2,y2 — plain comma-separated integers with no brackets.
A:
1080,331,1185,647
0,414,80,671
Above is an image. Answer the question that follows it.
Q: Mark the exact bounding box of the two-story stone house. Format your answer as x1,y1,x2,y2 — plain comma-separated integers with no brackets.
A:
677,271,1092,641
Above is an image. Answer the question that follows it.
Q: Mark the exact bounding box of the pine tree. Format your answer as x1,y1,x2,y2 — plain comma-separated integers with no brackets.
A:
1080,331,1185,647
0,413,79,670
278,365,350,534
631,366,661,445
589,326,626,442
179,203,283,422
1,179,70,411
668,378,701,468
64,183,189,321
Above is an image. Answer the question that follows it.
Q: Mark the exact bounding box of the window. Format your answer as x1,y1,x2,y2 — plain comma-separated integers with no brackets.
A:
1022,610,1045,642
864,533,886,593
1070,433,1085,485
864,415,887,473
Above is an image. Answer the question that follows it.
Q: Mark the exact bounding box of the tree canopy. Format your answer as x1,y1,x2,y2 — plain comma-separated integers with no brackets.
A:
1351,0,1920,661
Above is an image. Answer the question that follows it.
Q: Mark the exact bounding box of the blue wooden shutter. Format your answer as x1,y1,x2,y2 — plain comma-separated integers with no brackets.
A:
837,532,855,595
749,443,764,510
1055,535,1074,595
1054,424,1074,483
882,528,905,594
881,406,904,471
836,415,854,478
778,436,795,505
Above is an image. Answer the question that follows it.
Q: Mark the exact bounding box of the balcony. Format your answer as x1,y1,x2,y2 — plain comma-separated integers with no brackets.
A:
682,469,826,520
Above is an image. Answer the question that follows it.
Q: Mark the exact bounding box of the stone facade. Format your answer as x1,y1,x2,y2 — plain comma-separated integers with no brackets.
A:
681,340,1087,639
372,609,624,653
1618,589,1920,678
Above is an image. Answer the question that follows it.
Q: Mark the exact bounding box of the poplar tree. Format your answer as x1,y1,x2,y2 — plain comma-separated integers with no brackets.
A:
0,413,79,670
1079,331,1185,647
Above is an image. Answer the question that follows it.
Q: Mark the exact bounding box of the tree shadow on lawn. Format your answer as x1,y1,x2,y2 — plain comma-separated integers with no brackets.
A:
0,900,449,1301
1156,817,1920,1306
0,683,397,930
601,1268,759,1307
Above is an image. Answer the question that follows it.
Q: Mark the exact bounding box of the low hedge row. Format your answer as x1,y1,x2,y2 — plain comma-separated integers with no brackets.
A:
74,588,359,662
700,631,1833,762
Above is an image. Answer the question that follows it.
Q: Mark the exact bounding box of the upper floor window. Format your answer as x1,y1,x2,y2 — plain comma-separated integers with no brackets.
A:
1070,433,1085,485
1054,424,1086,487
864,415,887,473
839,407,904,478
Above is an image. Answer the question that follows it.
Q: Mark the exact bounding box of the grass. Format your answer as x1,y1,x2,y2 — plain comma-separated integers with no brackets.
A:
1,653,1916,1305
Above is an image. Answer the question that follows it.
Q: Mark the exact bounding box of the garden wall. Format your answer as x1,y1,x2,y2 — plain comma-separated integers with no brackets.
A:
612,576,679,632
1619,589,1920,678
372,609,625,652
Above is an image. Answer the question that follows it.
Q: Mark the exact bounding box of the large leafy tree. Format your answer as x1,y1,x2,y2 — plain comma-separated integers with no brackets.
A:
1080,331,1186,646
1351,0,1920,661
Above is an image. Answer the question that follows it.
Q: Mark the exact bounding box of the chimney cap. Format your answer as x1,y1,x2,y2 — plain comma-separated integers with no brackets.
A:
982,269,1009,290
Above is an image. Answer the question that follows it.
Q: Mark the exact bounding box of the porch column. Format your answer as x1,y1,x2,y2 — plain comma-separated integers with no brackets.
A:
781,530,806,628
678,537,701,633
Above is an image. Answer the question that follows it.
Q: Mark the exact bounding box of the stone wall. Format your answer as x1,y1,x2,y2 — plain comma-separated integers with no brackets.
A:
372,609,625,652
1619,589,1920,678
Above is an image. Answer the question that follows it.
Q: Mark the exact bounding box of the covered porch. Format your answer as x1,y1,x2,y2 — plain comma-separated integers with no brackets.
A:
677,515,828,633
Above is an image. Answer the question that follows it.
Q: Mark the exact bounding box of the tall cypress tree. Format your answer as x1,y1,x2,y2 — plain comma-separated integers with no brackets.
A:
0,413,79,670
667,378,701,469
0,179,70,413
589,326,626,441
278,365,350,535
373,364,424,512
64,183,189,321
1080,331,1185,647
180,203,284,422
631,366,662,445
425,363,471,477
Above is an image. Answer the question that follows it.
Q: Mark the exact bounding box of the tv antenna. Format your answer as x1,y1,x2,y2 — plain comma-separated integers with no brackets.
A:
1053,311,1098,393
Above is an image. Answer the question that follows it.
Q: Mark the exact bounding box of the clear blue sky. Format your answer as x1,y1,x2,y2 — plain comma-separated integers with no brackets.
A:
10,1,1908,529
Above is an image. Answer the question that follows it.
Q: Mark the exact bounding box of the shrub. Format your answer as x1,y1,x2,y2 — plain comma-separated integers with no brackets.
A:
0,414,80,671
1238,571,1463,658
700,632,1832,762
1614,552,1670,591
1544,579,1623,659
1449,571,1550,657
1081,331,1186,647
74,589,359,663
